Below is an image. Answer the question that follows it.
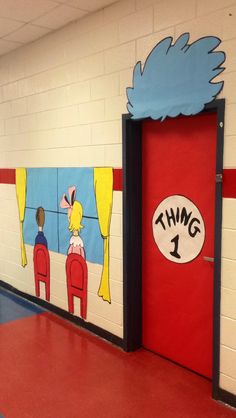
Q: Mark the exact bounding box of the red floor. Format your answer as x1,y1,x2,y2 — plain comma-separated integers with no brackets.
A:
0,311,235,418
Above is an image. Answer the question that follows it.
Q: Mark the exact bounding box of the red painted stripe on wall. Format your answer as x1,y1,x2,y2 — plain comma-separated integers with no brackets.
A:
0,167,233,196
0,168,124,190
112,168,236,195
113,168,122,191
223,169,236,198
0,169,16,184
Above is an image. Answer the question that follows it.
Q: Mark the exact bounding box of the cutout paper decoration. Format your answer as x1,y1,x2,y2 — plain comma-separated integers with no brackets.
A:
60,186,85,259
35,207,48,248
16,168,27,267
152,195,205,264
34,207,50,301
94,168,113,303
60,186,88,318
66,253,88,319
34,244,50,301
23,168,103,263
127,33,225,121
17,167,113,305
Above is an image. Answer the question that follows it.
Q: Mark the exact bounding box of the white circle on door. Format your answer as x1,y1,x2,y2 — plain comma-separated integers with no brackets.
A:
152,195,205,264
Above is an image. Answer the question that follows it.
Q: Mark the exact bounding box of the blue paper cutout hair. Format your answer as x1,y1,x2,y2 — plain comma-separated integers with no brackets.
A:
127,33,225,121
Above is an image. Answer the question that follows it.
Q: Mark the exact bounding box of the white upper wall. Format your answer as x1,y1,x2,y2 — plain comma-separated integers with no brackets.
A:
0,0,235,168
0,0,118,56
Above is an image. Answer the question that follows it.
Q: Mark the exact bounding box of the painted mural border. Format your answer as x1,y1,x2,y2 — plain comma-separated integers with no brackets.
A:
122,99,227,403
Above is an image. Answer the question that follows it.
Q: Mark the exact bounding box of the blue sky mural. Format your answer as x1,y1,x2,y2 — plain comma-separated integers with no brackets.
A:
24,168,103,265
127,33,225,121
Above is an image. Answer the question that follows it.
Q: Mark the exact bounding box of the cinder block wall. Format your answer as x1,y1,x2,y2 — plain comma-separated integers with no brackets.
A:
0,0,235,395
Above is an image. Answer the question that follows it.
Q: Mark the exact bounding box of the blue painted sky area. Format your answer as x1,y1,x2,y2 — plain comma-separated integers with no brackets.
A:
24,168,103,265
26,168,58,211
0,288,44,325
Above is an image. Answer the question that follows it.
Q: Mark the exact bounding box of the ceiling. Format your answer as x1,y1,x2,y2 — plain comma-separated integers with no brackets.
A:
0,0,117,57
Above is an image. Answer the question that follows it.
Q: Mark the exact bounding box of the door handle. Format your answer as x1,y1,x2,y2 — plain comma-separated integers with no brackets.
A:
203,256,214,262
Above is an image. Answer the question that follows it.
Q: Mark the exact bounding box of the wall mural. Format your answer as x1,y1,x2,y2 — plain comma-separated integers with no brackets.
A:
127,32,226,120
15,167,113,321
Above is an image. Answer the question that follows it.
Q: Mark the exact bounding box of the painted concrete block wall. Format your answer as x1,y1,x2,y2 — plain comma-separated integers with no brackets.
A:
0,0,235,394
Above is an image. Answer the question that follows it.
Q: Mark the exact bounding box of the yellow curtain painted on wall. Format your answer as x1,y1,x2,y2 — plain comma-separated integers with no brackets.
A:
16,168,27,267
94,168,113,303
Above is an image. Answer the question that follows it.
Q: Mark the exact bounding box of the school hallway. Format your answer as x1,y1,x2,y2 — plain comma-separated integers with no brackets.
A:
0,287,235,418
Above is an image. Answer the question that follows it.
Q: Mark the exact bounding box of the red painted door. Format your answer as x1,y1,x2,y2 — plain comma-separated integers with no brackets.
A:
142,112,217,378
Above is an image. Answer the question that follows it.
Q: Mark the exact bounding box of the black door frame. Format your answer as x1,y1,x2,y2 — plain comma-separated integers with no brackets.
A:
122,99,225,399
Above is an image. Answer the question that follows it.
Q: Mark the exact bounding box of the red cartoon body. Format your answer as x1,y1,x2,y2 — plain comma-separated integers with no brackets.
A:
33,244,50,301
66,253,88,319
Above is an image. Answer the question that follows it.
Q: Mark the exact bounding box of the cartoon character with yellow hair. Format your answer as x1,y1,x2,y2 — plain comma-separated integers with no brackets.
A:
60,186,85,259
